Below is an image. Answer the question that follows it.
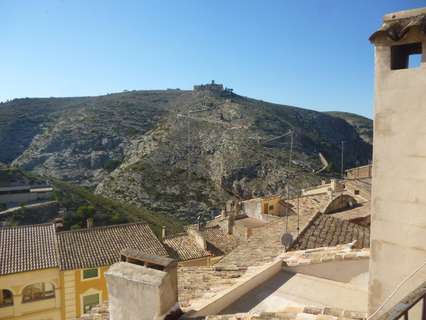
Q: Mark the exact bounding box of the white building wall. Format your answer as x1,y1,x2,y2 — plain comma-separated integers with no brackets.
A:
369,32,426,317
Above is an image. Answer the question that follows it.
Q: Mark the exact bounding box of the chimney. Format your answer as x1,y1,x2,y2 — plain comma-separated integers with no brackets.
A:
86,218,94,229
227,210,235,235
161,226,166,240
187,228,207,251
106,249,178,320
54,217,64,232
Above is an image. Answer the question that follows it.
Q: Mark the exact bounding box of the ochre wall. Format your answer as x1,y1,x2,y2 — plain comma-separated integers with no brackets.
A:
261,197,287,216
74,266,109,318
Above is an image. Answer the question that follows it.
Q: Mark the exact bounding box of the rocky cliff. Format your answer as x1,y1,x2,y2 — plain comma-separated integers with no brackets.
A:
0,88,372,222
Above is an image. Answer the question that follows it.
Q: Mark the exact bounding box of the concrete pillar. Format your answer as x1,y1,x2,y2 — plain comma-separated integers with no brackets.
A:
227,211,235,235
161,226,166,240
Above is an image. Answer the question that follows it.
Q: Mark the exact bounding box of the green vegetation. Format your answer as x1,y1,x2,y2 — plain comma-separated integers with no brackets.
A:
0,90,373,223
51,178,183,235
103,159,121,172
0,167,183,236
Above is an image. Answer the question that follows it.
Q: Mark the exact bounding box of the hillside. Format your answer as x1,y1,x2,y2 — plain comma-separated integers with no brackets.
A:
325,111,373,144
0,168,183,235
0,86,373,222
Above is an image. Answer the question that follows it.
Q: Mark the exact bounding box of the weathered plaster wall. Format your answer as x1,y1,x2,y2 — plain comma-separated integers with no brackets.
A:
106,262,177,320
284,258,369,289
241,198,262,219
369,36,426,317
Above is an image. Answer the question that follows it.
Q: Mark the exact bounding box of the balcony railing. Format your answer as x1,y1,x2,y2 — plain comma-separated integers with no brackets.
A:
377,282,426,320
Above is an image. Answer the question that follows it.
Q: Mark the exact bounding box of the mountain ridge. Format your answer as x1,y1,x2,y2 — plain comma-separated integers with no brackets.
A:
0,87,373,222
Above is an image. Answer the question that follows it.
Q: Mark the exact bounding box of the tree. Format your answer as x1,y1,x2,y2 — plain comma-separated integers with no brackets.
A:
76,205,95,221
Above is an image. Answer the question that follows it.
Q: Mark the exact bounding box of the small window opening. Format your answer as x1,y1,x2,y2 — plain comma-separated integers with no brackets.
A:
82,268,99,280
391,43,423,70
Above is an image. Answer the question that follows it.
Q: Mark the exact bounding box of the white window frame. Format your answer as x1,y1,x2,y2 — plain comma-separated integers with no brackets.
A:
80,288,102,315
81,268,100,281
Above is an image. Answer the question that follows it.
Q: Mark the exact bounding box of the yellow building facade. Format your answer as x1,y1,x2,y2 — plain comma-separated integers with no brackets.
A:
261,196,293,216
0,223,169,320
0,268,61,320
60,266,109,320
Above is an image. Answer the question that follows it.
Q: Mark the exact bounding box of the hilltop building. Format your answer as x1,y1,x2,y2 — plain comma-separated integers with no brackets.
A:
193,80,224,92
193,81,233,94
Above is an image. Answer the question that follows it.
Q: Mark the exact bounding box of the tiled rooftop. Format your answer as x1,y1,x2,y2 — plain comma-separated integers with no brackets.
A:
289,213,370,251
207,307,367,320
164,233,211,261
216,194,330,268
201,226,239,255
0,223,58,276
57,223,168,270
79,244,370,320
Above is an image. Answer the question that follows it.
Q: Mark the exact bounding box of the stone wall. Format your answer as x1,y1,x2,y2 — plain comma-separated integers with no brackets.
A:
346,165,372,180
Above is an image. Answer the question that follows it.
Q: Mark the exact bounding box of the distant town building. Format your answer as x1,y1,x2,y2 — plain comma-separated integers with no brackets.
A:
0,185,53,209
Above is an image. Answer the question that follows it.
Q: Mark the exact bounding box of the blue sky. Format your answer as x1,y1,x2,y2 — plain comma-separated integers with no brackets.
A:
1,1,425,117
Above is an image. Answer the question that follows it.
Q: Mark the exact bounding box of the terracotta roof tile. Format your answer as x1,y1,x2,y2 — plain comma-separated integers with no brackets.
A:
163,234,210,261
201,226,238,255
0,223,58,275
289,214,370,251
370,9,426,42
57,223,167,270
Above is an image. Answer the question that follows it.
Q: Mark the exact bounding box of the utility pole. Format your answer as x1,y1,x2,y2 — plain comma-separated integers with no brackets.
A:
341,140,345,179
288,130,294,169
285,184,289,232
297,190,300,237
286,130,294,233
187,113,191,180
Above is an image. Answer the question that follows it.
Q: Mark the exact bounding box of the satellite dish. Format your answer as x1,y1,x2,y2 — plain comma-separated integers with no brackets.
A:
281,233,293,250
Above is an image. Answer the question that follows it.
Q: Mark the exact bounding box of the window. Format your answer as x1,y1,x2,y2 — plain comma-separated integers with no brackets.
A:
391,42,423,70
269,205,274,211
82,268,99,280
22,283,55,303
82,293,99,314
0,289,13,307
